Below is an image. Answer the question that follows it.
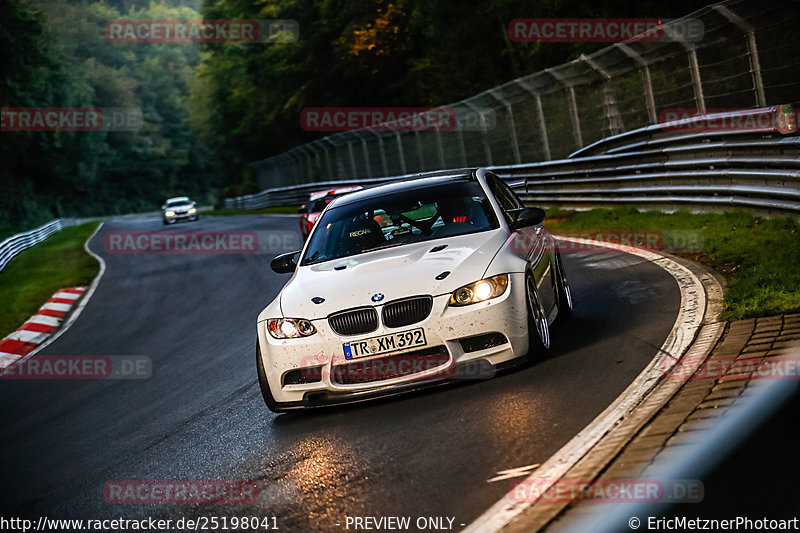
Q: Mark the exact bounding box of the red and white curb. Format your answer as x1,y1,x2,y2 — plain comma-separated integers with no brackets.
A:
0,220,106,372
0,288,86,369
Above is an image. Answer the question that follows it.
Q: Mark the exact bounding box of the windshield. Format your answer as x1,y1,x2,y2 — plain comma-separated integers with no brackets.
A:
166,199,191,207
301,180,499,266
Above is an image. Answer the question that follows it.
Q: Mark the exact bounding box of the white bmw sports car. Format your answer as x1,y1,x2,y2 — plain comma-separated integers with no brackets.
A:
257,168,572,412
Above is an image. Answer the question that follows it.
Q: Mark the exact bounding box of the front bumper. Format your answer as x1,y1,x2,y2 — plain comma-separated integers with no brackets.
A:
257,272,530,405
164,211,198,221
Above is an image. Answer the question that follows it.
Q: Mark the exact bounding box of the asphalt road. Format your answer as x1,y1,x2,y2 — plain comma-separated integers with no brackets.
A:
0,215,680,531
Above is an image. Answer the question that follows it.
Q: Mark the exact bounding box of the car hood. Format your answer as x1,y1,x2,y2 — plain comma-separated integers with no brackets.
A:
279,229,507,319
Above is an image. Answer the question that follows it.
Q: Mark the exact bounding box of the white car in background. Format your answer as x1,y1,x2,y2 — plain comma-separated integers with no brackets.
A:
256,168,572,412
162,196,199,224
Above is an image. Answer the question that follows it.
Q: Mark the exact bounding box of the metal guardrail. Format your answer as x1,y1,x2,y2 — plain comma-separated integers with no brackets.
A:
247,0,800,189
0,219,74,272
0,207,202,273
226,107,800,215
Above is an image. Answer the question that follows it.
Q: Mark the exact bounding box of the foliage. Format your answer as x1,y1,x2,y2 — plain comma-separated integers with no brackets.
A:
546,207,800,320
1,0,222,237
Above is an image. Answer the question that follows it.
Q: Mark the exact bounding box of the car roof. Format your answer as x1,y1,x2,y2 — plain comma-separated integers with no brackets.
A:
166,196,190,202
308,185,363,201
329,169,478,208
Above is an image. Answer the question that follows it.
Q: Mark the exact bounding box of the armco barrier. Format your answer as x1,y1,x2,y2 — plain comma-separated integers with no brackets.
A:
0,219,74,272
225,106,800,215
246,0,800,189
0,208,186,272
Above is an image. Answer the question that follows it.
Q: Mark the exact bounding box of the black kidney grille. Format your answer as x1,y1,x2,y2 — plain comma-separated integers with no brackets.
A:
382,296,433,328
328,307,378,336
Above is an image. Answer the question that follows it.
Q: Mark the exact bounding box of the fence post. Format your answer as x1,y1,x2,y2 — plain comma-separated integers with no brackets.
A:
415,131,425,171
489,89,521,164
663,25,705,113
517,79,552,161
616,43,658,124
581,54,625,136
435,128,446,168
395,132,407,175
712,4,766,107
546,67,583,149
323,140,334,179
298,144,314,181
347,138,358,177
369,130,389,176
359,133,372,177
464,101,493,165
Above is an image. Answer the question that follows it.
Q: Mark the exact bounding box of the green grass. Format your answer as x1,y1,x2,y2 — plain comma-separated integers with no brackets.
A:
205,206,300,216
542,206,800,320
0,222,100,338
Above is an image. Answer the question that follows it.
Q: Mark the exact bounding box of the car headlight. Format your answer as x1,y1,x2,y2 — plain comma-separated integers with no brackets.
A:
449,274,509,306
188,207,197,214
165,210,175,217
267,318,317,339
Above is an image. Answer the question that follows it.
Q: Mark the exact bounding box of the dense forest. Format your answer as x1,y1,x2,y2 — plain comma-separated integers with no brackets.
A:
1,0,710,236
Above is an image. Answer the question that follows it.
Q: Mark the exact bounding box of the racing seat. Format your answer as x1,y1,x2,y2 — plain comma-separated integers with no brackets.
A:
343,214,385,254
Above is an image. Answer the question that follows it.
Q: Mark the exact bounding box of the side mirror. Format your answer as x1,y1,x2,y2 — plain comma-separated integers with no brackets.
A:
511,207,545,229
270,251,300,274
161,204,166,210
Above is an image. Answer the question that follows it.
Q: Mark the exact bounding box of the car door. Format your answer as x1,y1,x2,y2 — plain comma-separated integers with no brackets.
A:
485,172,557,316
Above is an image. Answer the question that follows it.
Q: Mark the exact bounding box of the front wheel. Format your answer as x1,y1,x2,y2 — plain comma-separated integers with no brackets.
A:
526,274,551,359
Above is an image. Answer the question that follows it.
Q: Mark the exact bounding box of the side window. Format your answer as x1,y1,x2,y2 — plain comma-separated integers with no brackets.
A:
486,173,523,224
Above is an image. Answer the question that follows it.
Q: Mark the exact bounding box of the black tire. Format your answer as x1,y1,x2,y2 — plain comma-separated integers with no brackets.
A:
162,218,168,225
525,273,551,359
554,249,573,322
256,339,282,412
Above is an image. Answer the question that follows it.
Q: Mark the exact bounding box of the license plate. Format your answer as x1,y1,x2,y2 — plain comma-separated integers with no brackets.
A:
343,328,427,360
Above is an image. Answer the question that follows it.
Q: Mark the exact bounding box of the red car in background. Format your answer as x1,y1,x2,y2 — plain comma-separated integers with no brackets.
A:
299,186,363,240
